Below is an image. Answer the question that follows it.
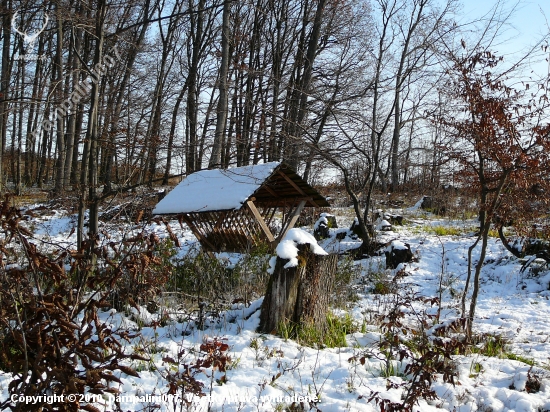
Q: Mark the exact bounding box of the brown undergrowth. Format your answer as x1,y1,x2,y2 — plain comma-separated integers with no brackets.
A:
0,196,154,412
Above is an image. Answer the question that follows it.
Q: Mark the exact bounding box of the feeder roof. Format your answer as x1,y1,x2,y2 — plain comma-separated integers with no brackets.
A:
153,162,328,214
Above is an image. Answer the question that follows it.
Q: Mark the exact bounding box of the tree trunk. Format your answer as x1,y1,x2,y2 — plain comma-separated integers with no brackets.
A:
64,19,83,190
185,0,206,174
282,0,327,170
54,3,65,195
390,0,427,192
105,0,151,189
467,225,488,339
16,62,23,195
259,244,337,334
26,36,46,186
0,0,11,192
209,0,231,169
163,84,187,184
77,0,106,250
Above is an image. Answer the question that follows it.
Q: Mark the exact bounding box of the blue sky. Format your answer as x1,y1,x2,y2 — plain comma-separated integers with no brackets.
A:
458,0,550,77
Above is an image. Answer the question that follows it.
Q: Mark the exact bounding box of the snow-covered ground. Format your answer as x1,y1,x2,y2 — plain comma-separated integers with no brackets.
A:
1,203,550,412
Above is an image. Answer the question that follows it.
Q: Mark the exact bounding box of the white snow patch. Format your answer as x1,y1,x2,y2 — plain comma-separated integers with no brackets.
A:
276,228,328,268
267,256,277,274
388,240,408,251
375,219,392,230
408,196,425,211
313,213,330,230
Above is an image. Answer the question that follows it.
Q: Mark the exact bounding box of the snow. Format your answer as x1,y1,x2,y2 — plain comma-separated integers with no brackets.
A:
266,256,277,274
2,202,550,412
375,218,391,230
408,196,426,211
388,240,409,251
313,212,333,230
313,215,328,230
275,228,328,268
153,162,280,214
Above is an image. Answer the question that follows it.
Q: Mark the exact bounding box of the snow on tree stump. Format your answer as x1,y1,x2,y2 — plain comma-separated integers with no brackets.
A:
385,240,413,269
313,213,337,240
259,229,337,334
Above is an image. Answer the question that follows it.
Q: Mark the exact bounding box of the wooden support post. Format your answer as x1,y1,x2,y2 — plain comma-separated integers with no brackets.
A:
277,200,306,242
246,200,275,243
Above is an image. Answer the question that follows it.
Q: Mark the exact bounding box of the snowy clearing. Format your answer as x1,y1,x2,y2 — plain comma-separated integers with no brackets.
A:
1,201,549,412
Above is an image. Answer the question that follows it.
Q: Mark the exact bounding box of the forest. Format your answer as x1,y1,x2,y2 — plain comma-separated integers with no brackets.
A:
1,0,549,246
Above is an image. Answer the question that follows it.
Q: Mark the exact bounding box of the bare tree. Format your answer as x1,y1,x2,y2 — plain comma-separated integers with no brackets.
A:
208,0,230,168
388,0,457,191
0,0,11,192
77,0,107,250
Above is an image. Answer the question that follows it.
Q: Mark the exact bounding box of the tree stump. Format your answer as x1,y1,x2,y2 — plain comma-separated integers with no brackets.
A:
420,195,446,215
385,241,413,269
389,214,403,225
259,244,338,334
313,213,337,240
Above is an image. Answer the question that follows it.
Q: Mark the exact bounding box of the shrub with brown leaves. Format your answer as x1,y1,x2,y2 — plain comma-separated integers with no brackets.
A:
0,197,143,412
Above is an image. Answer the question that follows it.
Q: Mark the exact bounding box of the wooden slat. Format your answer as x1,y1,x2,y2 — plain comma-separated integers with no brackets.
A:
239,208,256,250
214,211,227,230
214,212,234,249
246,214,260,249
230,210,253,250
248,207,265,246
189,213,209,238
199,212,218,248
247,200,275,242
243,207,261,246
255,196,312,204
212,212,233,251
195,212,229,252
277,170,320,207
277,170,305,195
262,185,279,198
198,213,222,250
179,213,217,252
277,200,306,242
263,205,277,227
206,212,231,251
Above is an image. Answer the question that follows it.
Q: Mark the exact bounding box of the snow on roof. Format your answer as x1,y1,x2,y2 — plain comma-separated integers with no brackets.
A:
153,162,281,214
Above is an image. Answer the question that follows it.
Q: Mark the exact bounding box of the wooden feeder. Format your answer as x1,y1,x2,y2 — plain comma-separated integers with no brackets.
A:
153,162,329,253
